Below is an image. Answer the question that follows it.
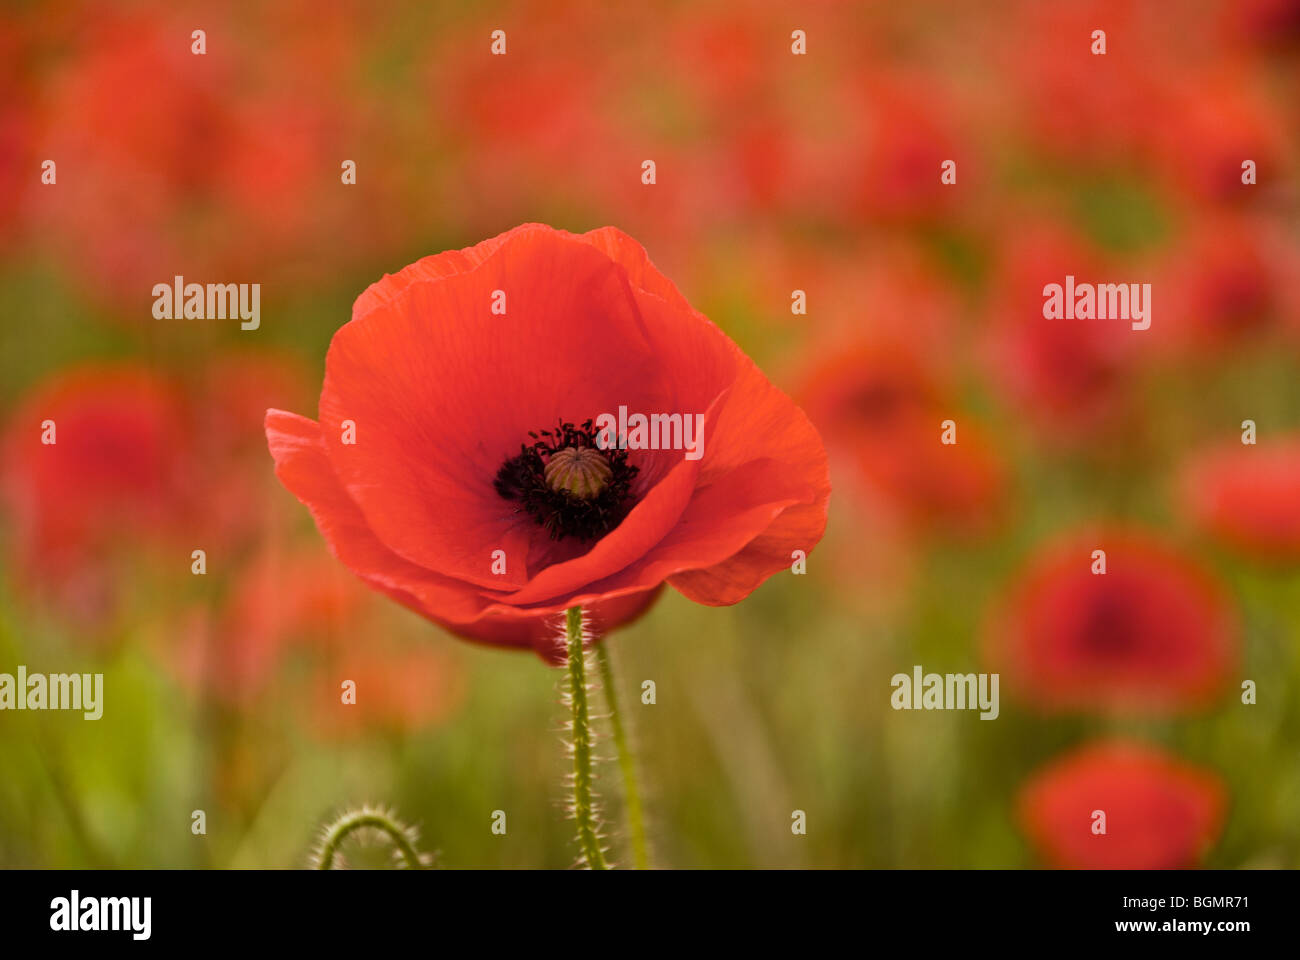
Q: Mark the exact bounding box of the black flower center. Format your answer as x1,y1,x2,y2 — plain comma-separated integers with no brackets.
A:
494,419,639,541
1077,587,1140,659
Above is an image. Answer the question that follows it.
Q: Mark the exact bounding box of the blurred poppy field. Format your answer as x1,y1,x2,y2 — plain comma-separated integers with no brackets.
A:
2,0,1299,870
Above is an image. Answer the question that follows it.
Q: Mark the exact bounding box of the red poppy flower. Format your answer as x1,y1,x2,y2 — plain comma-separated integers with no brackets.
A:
1150,72,1289,205
1224,0,1300,51
169,544,463,733
1153,212,1300,356
0,21,34,255
26,6,382,304
838,70,969,225
183,351,313,553
169,545,367,704
307,634,463,739
1181,437,1300,562
428,9,672,244
266,224,830,662
1000,0,1177,165
798,337,1003,535
1,356,312,632
986,530,1237,711
1017,741,1226,869
982,220,1140,439
1,367,187,606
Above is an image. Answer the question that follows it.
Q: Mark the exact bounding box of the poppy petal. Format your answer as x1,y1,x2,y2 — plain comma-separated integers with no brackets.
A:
317,227,674,589
265,408,509,624
670,499,828,605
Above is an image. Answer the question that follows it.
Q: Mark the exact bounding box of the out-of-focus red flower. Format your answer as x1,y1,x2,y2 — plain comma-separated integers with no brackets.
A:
672,14,793,215
26,11,235,301
1154,212,1300,351
428,8,647,237
307,634,463,738
1,353,312,630
788,245,1003,536
171,543,463,733
1181,438,1300,562
1149,71,1291,206
1221,0,1300,51
798,337,1003,535
987,530,1237,712
836,70,970,225
0,24,34,253
25,5,384,304
982,221,1140,439
1,367,188,623
999,0,1178,165
1017,741,1227,869
170,546,366,703
799,340,946,444
182,351,312,553
655,7,896,231
266,224,830,662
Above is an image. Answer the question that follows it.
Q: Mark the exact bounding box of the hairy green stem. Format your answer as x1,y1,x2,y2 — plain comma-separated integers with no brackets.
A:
595,641,649,869
314,808,424,870
566,606,608,869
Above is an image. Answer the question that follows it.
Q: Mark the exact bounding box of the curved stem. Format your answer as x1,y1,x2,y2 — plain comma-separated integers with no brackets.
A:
314,808,425,870
565,606,608,869
595,641,649,869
